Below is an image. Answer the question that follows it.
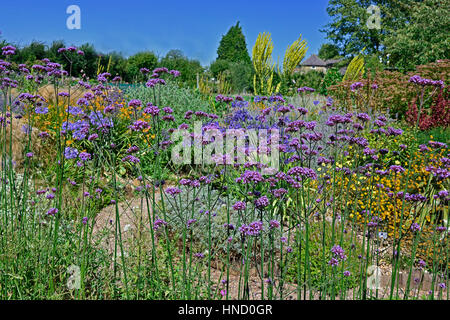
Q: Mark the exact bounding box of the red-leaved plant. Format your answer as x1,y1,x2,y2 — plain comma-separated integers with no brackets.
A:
406,88,449,130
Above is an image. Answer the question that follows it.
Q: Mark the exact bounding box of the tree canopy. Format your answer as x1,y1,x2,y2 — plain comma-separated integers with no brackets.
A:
320,0,448,70
216,21,251,65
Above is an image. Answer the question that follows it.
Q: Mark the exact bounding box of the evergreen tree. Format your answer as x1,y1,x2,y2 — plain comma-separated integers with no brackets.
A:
216,21,251,64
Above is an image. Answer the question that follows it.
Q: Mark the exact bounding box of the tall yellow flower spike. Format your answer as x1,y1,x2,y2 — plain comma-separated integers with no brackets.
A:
252,32,279,96
281,34,308,78
343,48,365,81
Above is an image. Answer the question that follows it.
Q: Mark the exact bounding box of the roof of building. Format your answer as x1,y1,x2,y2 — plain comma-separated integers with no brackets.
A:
324,58,343,66
301,54,326,67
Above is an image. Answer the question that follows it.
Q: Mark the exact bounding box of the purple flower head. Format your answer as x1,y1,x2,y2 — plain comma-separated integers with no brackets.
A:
169,70,181,77
187,219,197,228
232,201,246,211
153,218,168,230
350,82,364,91
328,257,339,267
79,152,91,162
64,147,79,159
165,187,181,196
331,245,347,261
121,155,140,164
269,220,280,229
297,86,315,93
410,223,421,232
409,75,445,88
143,104,160,116
47,208,58,216
255,195,269,209
163,106,173,114
128,99,142,108
239,221,263,236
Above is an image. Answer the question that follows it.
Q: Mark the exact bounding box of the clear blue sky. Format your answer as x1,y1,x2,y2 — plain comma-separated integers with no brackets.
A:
0,0,331,66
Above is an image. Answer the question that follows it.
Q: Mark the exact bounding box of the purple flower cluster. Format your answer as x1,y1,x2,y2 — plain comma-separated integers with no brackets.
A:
239,221,263,237
409,75,445,88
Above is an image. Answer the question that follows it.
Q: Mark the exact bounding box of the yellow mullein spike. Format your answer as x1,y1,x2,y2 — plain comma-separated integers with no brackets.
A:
343,48,365,81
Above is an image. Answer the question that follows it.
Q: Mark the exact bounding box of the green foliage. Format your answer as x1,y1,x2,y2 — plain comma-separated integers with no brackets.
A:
284,220,362,291
318,43,340,60
126,51,158,82
415,127,450,146
160,49,204,88
228,61,254,93
292,70,324,91
320,0,385,56
385,0,450,71
212,22,253,93
319,67,342,95
210,59,230,78
321,0,447,70
13,41,46,64
364,53,385,75
210,60,254,94
217,21,251,65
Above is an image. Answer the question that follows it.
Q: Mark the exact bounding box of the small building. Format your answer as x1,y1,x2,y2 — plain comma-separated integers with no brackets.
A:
295,54,343,74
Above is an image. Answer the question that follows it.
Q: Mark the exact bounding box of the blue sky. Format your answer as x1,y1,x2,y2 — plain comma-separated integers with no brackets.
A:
0,0,331,66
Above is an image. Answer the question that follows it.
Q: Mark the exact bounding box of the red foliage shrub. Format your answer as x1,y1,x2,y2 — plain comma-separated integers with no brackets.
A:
406,88,449,130
327,60,449,119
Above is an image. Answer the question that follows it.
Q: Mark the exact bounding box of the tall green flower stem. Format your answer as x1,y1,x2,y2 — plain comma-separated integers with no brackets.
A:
388,85,437,299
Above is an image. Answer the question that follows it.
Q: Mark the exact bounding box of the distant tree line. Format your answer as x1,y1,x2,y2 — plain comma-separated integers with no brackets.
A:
0,38,204,87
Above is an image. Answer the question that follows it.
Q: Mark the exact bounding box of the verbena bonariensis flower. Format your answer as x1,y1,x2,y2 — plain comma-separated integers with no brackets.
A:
146,78,166,87
389,165,405,173
122,155,140,164
409,75,445,88
410,223,421,232
143,104,160,116
255,195,269,209
153,218,168,230
187,219,197,228
2,45,16,56
272,188,287,198
79,152,91,162
153,67,168,74
35,106,48,114
165,187,181,196
47,208,58,216
129,120,150,131
163,106,173,114
235,171,263,184
169,69,180,77
331,245,347,261
350,82,364,91
179,178,191,186
357,113,371,122
232,201,246,211
287,166,317,180
239,221,263,236
297,86,315,93
326,114,352,126
269,220,280,229
128,99,142,108
126,145,139,154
